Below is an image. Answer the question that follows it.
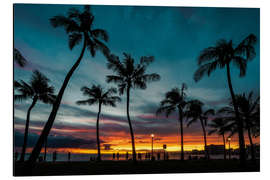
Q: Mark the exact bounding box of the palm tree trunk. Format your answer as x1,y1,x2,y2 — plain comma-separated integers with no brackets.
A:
178,108,184,160
20,96,38,162
226,63,246,166
222,134,226,160
96,102,102,161
247,126,255,161
126,85,136,162
200,118,209,160
44,137,47,161
28,36,87,164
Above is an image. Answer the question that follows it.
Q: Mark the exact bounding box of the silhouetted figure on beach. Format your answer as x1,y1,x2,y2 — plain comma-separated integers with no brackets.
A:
117,152,120,160
53,151,57,162
126,152,129,160
138,153,142,160
68,152,71,162
157,153,160,160
113,153,115,160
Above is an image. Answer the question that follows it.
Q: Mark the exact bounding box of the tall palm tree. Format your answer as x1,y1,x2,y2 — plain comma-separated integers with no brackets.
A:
14,70,56,162
106,53,160,162
208,118,231,160
28,5,109,163
14,48,27,67
218,92,260,161
193,34,257,165
156,83,188,160
185,100,215,159
76,84,121,161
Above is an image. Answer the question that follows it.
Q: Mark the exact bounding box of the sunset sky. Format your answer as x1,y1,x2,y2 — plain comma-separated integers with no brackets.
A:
14,4,260,154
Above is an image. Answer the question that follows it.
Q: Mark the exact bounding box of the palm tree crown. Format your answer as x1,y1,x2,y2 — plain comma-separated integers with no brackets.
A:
14,70,56,103
76,84,121,107
106,53,160,94
194,34,257,82
185,100,215,127
156,84,187,117
50,5,109,56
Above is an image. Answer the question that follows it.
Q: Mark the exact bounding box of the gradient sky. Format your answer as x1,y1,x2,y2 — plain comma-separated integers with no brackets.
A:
14,4,260,154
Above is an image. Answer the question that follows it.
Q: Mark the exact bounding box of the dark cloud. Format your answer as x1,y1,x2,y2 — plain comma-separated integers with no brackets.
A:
14,130,100,149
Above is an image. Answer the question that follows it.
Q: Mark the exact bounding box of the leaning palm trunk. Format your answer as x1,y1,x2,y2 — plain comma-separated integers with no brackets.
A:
20,96,38,162
200,118,209,160
178,108,184,160
247,126,255,161
44,137,47,161
28,37,87,164
96,102,102,161
126,86,136,162
222,134,226,160
226,63,246,165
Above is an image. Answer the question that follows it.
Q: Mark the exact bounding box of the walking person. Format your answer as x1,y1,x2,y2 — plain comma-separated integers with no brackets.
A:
126,152,129,160
68,152,71,162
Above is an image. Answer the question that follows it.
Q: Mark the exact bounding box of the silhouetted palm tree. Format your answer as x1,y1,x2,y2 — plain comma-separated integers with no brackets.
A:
218,92,260,161
14,48,27,67
28,5,109,163
156,83,188,160
185,100,215,159
14,70,56,162
193,34,257,165
76,84,121,161
106,53,160,162
208,118,231,160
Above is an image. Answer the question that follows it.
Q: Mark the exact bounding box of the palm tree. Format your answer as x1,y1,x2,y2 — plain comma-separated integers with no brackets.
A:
218,92,260,161
193,34,257,165
185,100,215,159
28,5,109,163
156,83,188,160
106,53,160,162
208,118,231,160
76,84,121,161
14,70,56,162
14,48,27,67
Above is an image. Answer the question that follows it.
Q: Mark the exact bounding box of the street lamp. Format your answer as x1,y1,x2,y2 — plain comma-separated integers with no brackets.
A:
227,137,231,160
151,134,154,159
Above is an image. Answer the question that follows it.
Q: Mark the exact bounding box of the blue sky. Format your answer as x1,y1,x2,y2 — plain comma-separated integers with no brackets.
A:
14,4,260,151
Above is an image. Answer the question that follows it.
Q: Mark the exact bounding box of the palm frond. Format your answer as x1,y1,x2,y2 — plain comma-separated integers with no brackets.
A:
91,29,109,42
14,48,27,67
232,56,247,77
193,61,218,82
235,34,257,60
68,33,82,50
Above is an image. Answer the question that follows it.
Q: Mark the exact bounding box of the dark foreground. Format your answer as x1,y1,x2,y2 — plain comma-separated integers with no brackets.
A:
14,160,260,176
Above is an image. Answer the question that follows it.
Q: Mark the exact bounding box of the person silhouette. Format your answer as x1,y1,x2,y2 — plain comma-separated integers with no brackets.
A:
157,152,160,160
138,152,141,160
53,151,57,162
113,153,115,160
68,152,71,162
117,152,120,160
126,152,129,160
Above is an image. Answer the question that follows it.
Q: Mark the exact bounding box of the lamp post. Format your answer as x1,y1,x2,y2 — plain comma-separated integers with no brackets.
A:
227,137,231,160
151,134,154,159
